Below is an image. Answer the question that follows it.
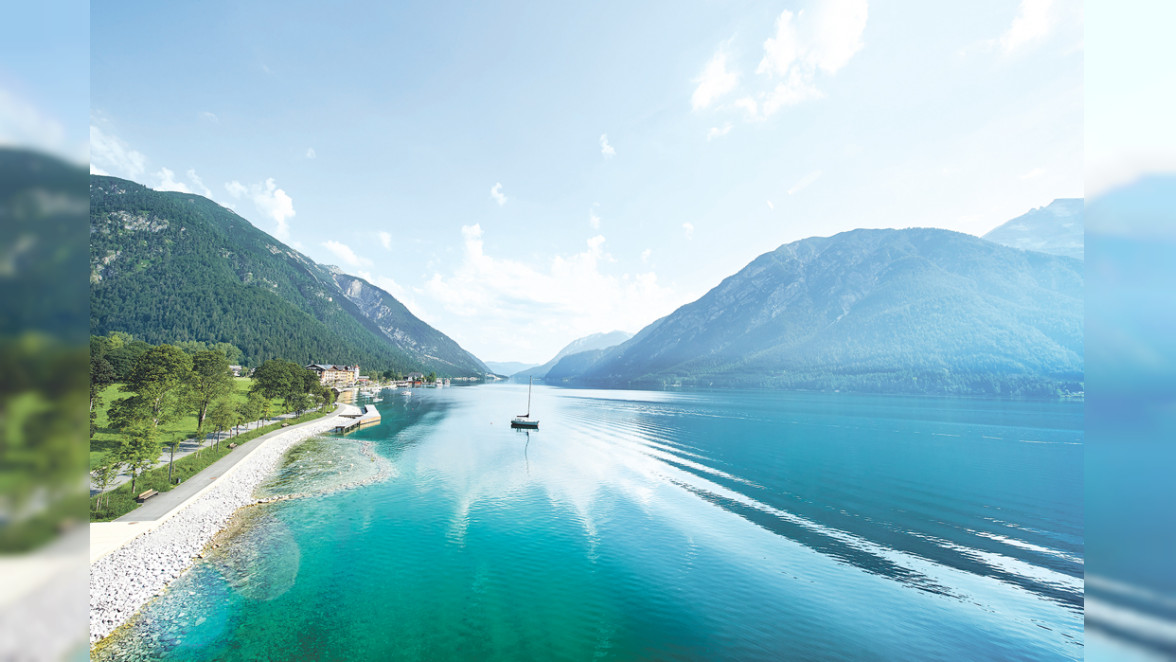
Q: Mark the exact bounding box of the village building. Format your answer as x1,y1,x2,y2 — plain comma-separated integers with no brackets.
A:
306,363,361,386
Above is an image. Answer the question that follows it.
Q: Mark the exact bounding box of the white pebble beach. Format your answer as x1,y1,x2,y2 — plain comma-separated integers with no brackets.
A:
89,406,357,644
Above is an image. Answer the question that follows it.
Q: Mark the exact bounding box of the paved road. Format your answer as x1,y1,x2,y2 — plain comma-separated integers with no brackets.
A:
114,407,346,522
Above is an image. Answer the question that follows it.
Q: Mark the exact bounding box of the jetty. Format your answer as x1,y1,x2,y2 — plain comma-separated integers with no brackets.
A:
333,404,381,434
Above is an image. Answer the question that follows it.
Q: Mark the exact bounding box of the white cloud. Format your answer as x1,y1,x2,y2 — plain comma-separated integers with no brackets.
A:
89,125,147,179
154,167,192,193
767,200,775,210
306,147,317,159
788,169,823,194
0,89,71,160
1001,0,1056,53
760,73,825,116
692,51,740,110
90,164,110,176
224,178,296,240
734,97,759,117
200,111,219,123
1020,167,1046,180
707,123,734,140
589,209,601,229
641,248,652,263
323,240,372,268
187,169,212,197
423,225,678,361
253,179,296,239
224,180,247,198
736,0,868,118
378,231,392,250
490,182,507,206
682,222,695,239
757,12,801,77
600,134,616,158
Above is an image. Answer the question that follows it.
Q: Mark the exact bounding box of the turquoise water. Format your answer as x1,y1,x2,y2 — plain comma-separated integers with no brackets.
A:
96,386,1083,661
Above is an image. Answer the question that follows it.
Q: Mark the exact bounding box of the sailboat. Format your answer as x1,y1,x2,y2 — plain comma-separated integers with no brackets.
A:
511,377,539,429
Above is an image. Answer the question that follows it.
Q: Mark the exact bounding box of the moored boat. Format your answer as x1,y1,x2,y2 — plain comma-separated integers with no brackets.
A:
511,377,539,429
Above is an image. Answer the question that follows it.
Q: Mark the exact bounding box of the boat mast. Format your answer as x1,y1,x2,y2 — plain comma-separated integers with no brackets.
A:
527,377,532,417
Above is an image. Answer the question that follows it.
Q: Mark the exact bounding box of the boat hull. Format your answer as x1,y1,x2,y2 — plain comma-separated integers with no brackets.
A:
511,418,539,429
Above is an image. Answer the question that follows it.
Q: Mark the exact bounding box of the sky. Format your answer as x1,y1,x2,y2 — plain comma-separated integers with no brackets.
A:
87,0,1083,365
0,1,89,163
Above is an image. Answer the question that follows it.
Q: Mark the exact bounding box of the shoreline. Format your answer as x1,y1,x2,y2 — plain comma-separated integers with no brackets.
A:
89,406,356,645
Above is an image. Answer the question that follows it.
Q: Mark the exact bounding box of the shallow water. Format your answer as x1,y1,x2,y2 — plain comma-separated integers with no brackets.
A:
95,386,1083,661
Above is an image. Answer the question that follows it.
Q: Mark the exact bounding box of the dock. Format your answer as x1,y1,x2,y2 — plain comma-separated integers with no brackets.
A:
333,404,381,434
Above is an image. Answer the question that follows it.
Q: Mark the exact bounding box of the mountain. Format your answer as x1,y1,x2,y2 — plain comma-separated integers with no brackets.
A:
328,269,489,375
1,149,89,341
89,176,488,376
544,347,615,382
484,361,539,376
550,227,1082,396
512,330,633,380
983,198,1084,259
1085,176,1176,398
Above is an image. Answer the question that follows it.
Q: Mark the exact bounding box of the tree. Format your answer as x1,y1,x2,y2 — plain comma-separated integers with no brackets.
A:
188,350,233,451
232,405,246,437
116,344,193,483
89,352,116,439
427,371,437,384
116,422,159,495
125,345,193,428
313,383,336,410
239,392,263,431
103,338,151,382
290,393,313,416
89,351,117,411
207,398,237,452
258,391,274,425
90,454,123,512
251,359,299,411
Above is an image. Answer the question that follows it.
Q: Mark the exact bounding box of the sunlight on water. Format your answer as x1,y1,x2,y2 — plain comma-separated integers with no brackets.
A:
96,386,1083,661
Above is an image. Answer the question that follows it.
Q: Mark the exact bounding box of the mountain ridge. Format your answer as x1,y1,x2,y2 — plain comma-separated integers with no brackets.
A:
548,226,1082,396
983,198,1083,259
512,330,633,380
89,175,488,376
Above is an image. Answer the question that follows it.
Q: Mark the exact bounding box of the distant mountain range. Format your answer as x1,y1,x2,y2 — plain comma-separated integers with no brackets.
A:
513,330,633,380
89,176,488,376
983,198,1083,259
89,177,1083,395
545,227,1083,396
485,361,539,376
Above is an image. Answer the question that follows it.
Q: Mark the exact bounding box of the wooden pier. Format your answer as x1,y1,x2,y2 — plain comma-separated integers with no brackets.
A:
333,404,381,434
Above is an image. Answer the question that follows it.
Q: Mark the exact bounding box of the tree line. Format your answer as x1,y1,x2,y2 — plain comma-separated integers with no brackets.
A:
89,335,336,504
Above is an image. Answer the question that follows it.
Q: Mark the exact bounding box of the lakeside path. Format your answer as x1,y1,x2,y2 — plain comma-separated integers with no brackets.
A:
89,404,357,644
90,412,300,495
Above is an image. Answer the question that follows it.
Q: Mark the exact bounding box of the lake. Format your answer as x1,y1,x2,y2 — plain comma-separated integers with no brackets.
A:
94,384,1083,661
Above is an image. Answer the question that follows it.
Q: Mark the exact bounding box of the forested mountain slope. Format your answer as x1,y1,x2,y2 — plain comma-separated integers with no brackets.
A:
89,176,487,376
555,228,1082,396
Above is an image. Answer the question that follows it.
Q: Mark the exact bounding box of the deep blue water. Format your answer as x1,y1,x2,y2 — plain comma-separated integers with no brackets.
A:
96,385,1083,661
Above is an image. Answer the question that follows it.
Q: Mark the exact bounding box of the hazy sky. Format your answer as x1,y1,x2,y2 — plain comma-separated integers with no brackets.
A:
89,0,1082,364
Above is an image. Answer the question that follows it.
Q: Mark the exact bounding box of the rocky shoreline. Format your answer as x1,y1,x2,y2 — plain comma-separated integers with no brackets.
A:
89,409,354,644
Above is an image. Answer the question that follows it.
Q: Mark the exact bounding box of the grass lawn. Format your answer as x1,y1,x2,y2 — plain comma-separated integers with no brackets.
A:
89,377,287,468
